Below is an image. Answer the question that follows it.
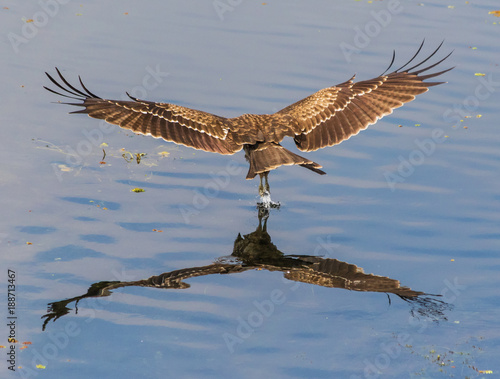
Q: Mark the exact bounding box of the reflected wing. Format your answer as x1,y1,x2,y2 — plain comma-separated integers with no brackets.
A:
277,41,453,152
44,68,242,155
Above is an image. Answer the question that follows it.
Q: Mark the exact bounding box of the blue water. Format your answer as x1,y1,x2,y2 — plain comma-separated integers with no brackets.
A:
2,1,499,378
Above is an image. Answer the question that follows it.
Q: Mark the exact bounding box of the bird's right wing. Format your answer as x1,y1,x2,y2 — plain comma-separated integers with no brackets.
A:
44,68,243,155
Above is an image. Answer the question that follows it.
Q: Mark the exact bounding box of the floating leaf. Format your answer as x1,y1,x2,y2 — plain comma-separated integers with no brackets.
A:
488,10,500,17
475,73,486,76
131,188,145,193
36,364,46,369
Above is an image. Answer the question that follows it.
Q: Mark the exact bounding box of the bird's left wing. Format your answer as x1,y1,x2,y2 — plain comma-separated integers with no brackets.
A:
44,68,242,155
277,42,453,152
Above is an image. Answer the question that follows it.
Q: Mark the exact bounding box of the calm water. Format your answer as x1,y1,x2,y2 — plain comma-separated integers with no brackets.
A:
2,1,500,378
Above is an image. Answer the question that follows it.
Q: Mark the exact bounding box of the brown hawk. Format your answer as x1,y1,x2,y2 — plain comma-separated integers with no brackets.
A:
45,41,452,201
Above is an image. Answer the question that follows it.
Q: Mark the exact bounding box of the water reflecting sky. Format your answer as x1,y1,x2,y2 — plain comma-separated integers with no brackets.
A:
2,1,500,378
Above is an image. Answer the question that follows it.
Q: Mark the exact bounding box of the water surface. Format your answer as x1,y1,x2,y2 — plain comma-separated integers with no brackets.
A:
2,1,500,378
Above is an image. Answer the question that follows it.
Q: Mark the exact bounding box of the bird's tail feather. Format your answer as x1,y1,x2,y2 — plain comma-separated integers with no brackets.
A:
246,143,326,179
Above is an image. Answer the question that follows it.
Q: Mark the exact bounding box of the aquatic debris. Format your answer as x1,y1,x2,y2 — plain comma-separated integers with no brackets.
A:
100,148,106,164
122,151,146,164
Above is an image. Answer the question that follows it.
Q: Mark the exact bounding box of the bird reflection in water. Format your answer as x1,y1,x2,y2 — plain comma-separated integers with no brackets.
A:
42,206,450,330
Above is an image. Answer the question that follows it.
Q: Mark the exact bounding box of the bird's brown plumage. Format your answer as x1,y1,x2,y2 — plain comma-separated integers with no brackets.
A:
44,41,452,190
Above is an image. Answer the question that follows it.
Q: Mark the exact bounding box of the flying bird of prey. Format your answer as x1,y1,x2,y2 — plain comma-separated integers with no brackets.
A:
44,41,452,202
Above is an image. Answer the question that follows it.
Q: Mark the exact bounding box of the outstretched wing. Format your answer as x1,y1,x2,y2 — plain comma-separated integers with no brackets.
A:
277,41,453,152
44,68,242,155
